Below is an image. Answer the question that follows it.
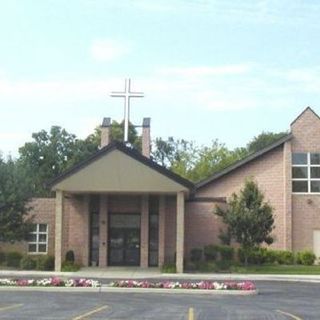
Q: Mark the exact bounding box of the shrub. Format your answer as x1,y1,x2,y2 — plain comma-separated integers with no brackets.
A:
218,245,234,261
197,261,219,272
275,250,295,265
65,250,75,263
190,248,202,263
61,261,80,272
161,263,176,273
264,249,278,264
203,245,219,261
296,250,316,266
0,251,6,265
6,251,23,268
215,260,233,271
20,256,37,270
37,255,55,271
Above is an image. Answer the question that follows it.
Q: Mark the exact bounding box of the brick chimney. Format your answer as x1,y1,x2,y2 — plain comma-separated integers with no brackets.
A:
100,117,111,148
142,118,151,158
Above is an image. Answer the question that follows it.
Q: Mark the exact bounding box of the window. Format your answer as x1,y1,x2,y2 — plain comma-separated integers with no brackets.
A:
28,224,48,254
292,153,320,193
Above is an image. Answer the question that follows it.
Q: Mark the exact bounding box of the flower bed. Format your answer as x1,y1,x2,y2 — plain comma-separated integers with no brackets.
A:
110,280,255,291
0,277,101,288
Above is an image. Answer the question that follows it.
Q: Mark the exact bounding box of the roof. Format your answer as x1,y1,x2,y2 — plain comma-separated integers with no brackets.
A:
290,106,320,126
195,133,293,190
48,141,194,191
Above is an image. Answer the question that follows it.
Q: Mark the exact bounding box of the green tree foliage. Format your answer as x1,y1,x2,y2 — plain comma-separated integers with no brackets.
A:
247,131,288,153
18,122,141,197
152,138,247,182
0,157,32,243
215,179,274,266
18,126,97,197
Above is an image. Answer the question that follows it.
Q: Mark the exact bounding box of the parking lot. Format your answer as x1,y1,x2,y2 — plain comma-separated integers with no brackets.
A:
0,281,319,319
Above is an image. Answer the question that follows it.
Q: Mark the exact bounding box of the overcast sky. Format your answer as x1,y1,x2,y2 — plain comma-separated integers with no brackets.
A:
1,0,320,157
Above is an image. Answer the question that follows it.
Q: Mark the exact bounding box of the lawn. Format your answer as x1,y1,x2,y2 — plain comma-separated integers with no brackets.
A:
230,264,320,275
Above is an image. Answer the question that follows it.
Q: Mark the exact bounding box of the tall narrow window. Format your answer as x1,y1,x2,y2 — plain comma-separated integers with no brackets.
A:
28,224,48,254
149,197,159,267
292,153,320,193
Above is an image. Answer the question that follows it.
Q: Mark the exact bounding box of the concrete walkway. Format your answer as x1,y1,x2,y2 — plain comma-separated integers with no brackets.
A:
1,267,320,283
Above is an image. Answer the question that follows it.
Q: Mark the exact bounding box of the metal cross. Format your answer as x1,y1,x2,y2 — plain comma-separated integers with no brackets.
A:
110,78,144,142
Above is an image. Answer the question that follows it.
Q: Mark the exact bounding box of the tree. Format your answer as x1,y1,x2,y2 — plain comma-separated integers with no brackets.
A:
152,138,248,182
247,131,288,153
18,126,94,197
18,122,141,197
215,179,274,265
0,157,32,243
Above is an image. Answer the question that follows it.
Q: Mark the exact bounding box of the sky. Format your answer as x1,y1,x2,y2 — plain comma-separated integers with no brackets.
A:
1,0,320,157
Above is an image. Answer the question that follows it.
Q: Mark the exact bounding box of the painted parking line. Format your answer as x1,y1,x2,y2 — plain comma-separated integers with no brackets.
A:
0,304,23,312
72,305,109,320
188,307,195,320
276,309,303,320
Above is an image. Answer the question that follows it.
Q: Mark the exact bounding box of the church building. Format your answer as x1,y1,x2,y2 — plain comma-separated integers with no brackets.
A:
2,107,320,272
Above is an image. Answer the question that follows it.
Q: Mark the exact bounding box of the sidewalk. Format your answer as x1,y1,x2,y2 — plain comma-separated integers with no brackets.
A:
1,268,320,283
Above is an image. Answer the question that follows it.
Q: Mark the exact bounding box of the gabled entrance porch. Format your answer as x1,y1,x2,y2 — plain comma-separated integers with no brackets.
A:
50,142,193,273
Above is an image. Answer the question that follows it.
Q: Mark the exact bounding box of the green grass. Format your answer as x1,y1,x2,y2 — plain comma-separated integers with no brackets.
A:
230,264,320,275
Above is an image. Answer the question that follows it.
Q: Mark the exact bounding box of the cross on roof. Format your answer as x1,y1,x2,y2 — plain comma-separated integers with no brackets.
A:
110,78,144,142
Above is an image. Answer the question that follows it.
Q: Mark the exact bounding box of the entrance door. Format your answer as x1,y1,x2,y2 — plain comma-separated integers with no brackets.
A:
108,213,140,266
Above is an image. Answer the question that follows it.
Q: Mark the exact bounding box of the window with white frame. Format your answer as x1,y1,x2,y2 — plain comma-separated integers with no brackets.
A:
28,224,48,254
292,153,320,193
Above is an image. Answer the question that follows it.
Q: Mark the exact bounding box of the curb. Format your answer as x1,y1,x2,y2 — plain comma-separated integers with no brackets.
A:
0,286,258,295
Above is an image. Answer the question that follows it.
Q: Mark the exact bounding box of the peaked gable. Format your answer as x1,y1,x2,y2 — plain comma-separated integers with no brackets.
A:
49,142,194,193
290,106,320,127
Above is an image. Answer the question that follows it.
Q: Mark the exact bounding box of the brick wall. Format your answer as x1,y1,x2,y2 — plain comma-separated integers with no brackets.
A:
185,201,227,259
0,198,55,256
196,146,286,249
291,108,320,252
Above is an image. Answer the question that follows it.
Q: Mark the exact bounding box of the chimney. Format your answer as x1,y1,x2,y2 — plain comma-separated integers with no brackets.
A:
100,117,111,148
142,118,151,158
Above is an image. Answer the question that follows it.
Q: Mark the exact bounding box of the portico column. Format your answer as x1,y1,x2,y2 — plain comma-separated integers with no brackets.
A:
141,195,149,268
176,191,185,273
158,196,166,267
55,190,64,272
99,195,108,267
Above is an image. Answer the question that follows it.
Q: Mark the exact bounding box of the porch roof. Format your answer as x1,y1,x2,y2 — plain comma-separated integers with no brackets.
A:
48,141,194,194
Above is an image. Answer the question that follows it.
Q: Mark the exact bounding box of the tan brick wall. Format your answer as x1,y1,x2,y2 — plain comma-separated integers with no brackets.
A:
291,108,320,252
185,201,227,258
63,195,89,266
196,146,286,249
292,195,320,252
0,198,55,256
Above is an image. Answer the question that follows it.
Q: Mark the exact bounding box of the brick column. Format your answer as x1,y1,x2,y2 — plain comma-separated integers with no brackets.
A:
176,191,185,273
100,117,111,148
82,195,90,266
140,195,149,268
283,140,293,250
142,118,151,158
158,195,166,267
54,190,64,272
99,195,108,267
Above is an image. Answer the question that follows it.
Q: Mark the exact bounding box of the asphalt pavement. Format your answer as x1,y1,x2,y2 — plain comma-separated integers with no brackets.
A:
0,281,319,319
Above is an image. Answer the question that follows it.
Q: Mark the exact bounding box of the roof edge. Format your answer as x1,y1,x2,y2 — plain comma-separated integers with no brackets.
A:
290,106,320,126
195,133,293,190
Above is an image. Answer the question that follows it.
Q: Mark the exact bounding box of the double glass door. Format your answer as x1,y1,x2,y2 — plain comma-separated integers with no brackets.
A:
108,214,140,266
